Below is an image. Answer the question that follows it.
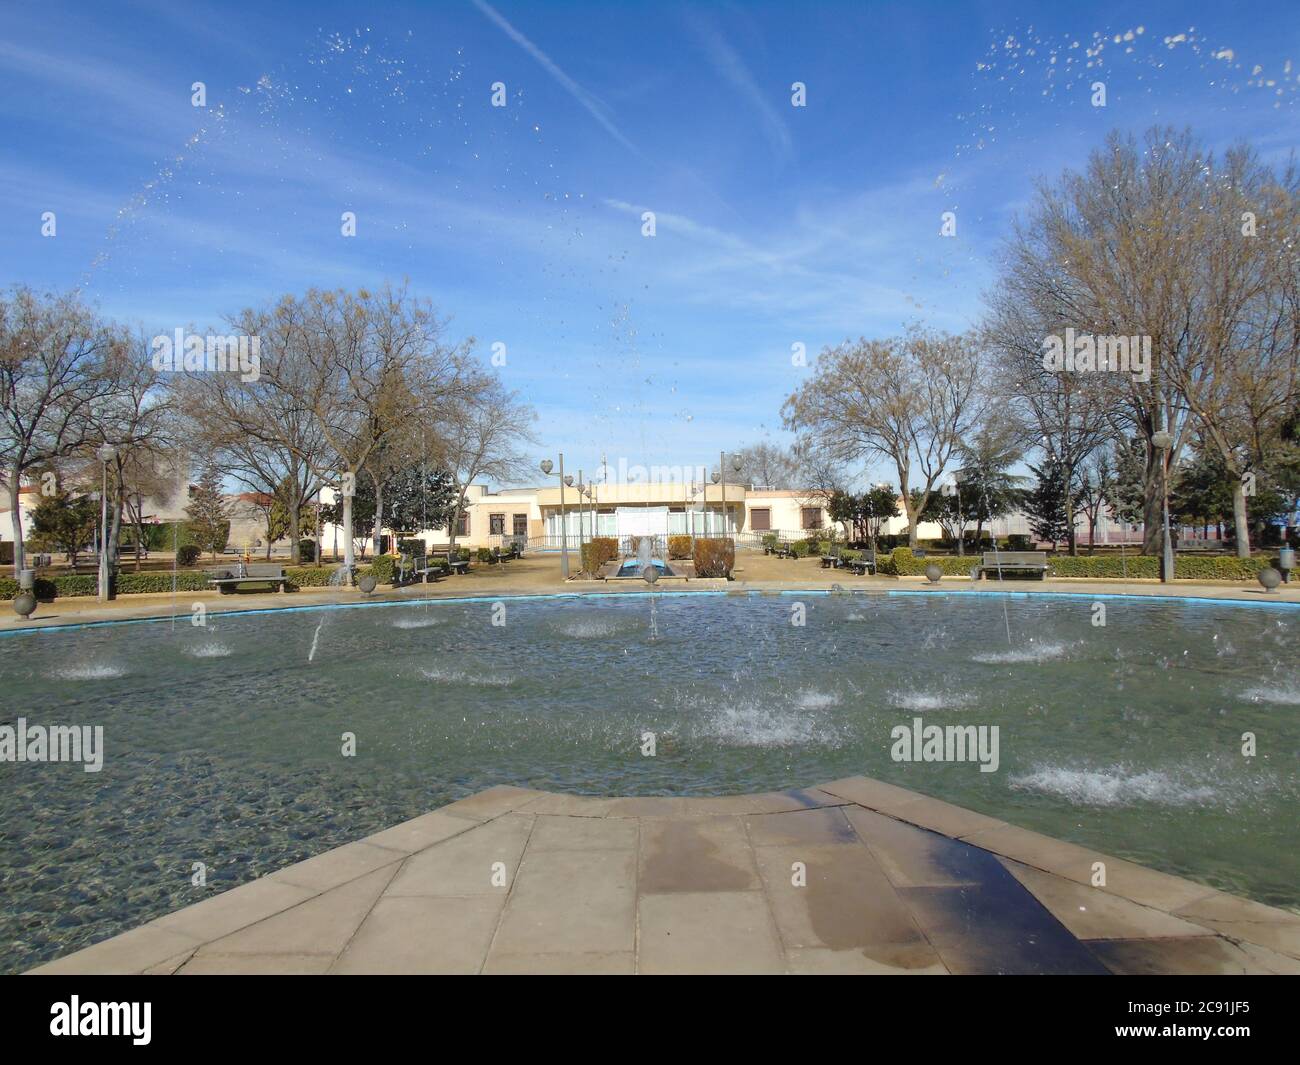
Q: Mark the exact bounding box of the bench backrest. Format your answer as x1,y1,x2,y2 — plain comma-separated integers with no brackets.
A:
860,548,876,563
982,551,1047,566
243,564,285,577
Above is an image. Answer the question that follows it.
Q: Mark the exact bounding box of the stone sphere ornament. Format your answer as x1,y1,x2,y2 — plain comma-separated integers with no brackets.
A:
12,590,37,617
925,562,943,584
642,564,659,585
357,573,378,595
1258,566,1282,592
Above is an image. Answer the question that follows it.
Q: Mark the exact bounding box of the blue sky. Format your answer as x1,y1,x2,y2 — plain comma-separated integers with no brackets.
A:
3,0,1298,486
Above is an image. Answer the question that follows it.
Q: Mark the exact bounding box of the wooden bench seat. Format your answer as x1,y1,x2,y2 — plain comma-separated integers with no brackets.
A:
969,551,1049,580
205,563,288,593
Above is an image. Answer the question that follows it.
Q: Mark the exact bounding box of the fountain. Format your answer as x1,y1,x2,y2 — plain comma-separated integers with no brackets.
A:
308,565,352,662
614,535,674,579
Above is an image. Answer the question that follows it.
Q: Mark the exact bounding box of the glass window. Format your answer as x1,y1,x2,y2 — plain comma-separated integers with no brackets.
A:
489,513,505,535
513,514,528,536
801,507,823,530
456,512,469,537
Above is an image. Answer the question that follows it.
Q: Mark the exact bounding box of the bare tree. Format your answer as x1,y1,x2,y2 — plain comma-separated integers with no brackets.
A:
234,283,474,575
982,290,1112,556
989,127,1300,557
783,328,984,547
181,302,332,564
88,333,177,579
733,441,799,489
0,287,127,574
439,372,536,555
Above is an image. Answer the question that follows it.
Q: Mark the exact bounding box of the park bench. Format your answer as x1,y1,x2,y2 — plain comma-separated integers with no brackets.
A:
205,562,288,593
773,542,797,559
429,546,469,572
969,551,1049,581
820,546,843,569
842,549,877,576
396,554,444,585
1179,538,1228,553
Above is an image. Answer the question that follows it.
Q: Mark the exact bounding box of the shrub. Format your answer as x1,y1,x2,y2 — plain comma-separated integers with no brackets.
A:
297,540,319,563
875,547,1274,582
581,536,618,574
475,547,494,563
693,537,735,578
879,548,973,577
1047,554,1269,580
116,572,210,595
52,574,99,597
790,539,812,558
0,577,58,601
364,554,398,585
761,533,778,552
176,544,201,566
1005,534,1033,551
668,535,693,560
284,566,336,589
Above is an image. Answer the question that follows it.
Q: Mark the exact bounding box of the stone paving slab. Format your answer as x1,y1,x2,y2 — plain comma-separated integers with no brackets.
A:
28,777,1300,975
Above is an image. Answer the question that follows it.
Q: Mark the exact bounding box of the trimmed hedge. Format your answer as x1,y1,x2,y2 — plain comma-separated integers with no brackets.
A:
1049,554,1269,581
283,566,336,589
0,571,212,600
581,537,618,574
693,537,735,578
117,572,210,594
879,547,1274,582
667,535,693,560
879,548,975,577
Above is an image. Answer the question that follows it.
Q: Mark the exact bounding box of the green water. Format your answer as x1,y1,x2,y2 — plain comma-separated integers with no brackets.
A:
0,591,1296,972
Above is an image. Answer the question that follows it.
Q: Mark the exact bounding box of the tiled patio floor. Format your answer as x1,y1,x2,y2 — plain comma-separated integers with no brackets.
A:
30,779,1300,975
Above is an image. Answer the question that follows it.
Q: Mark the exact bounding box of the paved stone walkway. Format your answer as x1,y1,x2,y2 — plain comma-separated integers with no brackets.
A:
31,779,1300,975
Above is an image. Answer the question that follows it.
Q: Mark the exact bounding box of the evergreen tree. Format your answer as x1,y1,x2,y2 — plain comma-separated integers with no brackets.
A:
382,465,457,535
1023,460,1075,549
29,487,98,565
267,475,320,547
1108,437,1148,527
185,464,231,560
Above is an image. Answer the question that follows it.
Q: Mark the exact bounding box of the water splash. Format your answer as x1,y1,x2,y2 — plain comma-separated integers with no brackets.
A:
889,689,976,711
1009,764,1220,807
972,641,1069,664
54,664,126,680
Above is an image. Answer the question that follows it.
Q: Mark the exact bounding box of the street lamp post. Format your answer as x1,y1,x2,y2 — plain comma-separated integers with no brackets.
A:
97,443,117,602
577,471,586,551
719,451,727,540
730,453,742,539
1152,430,1175,583
710,468,720,536
540,457,569,579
